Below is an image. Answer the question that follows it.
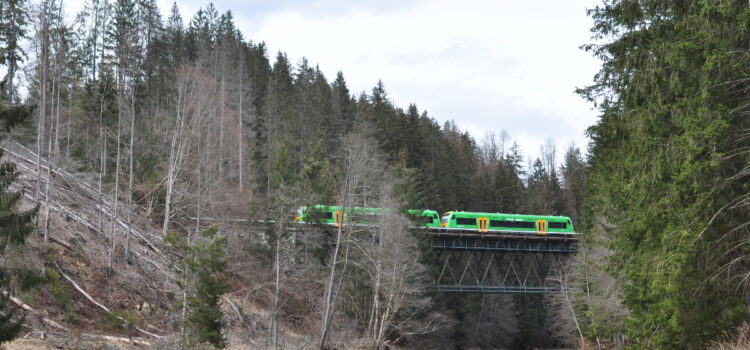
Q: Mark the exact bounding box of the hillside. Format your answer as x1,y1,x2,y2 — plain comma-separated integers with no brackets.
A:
0,140,266,349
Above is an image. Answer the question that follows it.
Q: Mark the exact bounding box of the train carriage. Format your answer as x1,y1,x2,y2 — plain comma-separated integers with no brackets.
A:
439,211,575,235
295,205,441,228
295,205,576,236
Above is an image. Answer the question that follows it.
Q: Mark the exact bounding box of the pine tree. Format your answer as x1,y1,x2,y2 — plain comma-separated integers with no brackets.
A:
167,225,228,348
0,100,37,344
580,1,750,347
331,71,354,136
186,229,228,348
254,52,294,209
493,150,524,213
560,145,585,224
526,158,547,214
165,2,184,66
0,0,28,103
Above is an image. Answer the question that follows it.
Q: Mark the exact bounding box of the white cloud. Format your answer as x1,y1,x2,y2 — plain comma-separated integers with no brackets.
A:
246,0,601,163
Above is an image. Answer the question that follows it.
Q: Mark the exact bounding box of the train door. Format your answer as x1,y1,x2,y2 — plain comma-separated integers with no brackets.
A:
478,217,489,233
536,219,547,234
334,211,344,228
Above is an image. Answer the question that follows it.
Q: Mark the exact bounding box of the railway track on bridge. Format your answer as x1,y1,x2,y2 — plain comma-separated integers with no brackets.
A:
194,217,579,294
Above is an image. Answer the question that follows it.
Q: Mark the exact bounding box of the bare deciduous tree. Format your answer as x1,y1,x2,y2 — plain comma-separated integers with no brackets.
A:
319,131,384,349
469,295,518,348
364,183,442,348
161,63,216,237
544,260,584,347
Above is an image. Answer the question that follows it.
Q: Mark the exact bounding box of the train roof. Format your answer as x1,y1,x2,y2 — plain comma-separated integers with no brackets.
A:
446,211,572,220
307,205,437,213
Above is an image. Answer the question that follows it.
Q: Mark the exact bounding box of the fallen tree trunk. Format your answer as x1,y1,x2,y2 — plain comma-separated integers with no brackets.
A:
54,262,163,339
81,332,152,346
8,294,69,332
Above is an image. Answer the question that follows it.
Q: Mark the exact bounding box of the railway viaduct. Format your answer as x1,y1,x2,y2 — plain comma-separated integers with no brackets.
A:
199,217,579,294
422,228,578,294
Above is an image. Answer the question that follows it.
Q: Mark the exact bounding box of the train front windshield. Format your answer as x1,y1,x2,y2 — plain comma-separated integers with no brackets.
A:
441,213,451,226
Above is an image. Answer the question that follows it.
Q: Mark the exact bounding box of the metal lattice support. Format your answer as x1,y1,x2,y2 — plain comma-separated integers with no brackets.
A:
431,236,576,294
431,236,578,253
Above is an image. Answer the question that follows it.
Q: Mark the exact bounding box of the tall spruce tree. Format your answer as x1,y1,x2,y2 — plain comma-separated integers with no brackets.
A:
560,145,585,224
167,225,228,348
0,99,37,343
580,1,750,347
0,0,28,103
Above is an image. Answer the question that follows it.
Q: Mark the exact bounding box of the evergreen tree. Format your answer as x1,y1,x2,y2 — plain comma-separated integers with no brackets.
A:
0,100,37,344
580,1,750,347
167,225,228,348
560,145,585,224
546,169,564,215
526,158,547,214
165,2,184,66
0,0,28,103
493,148,524,213
331,71,354,137
254,51,295,208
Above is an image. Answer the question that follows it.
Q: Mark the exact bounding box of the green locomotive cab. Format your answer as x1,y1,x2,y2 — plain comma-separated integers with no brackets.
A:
408,209,442,228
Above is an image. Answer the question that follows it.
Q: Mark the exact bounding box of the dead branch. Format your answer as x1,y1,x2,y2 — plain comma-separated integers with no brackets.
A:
223,296,244,324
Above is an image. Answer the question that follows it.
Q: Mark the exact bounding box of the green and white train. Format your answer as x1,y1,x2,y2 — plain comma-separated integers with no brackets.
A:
295,205,576,235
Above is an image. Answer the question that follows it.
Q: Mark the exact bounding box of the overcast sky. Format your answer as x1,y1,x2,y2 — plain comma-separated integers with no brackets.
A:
66,0,603,164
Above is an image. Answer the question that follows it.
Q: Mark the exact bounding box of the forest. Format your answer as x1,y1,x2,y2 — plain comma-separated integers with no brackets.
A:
1,0,750,349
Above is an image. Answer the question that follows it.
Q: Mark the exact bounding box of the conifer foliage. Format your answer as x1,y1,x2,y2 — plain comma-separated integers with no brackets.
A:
0,102,37,343
167,225,228,348
580,1,750,348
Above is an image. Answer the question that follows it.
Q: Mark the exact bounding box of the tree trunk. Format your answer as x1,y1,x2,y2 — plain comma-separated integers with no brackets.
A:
237,60,244,191
162,131,176,237
218,64,225,180
66,87,71,160
319,205,347,349
44,70,56,247
98,94,108,234
126,84,136,262
54,74,61,158
272,235,281,349
109,91,123,269
36,12,49,202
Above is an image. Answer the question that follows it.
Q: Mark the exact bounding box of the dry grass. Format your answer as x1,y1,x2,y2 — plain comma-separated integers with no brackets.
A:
712,323,750,350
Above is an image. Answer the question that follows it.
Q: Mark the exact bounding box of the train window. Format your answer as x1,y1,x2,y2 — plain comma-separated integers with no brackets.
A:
456,217,476,226
353,214,380,223
308,211,333,221
549,222,567,229
490,220,534,229
413,216,433,224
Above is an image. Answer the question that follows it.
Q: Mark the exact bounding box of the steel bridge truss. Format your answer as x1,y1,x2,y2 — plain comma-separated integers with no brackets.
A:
430,235,578,294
